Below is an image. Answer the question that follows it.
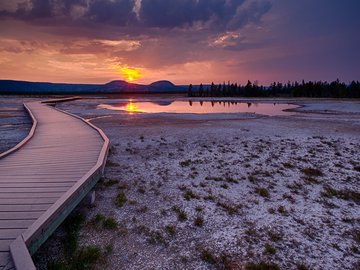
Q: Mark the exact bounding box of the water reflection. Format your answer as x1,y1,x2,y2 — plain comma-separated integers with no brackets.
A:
98,100,299,116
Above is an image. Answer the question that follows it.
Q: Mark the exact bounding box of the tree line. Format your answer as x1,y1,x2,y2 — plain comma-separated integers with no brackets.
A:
187,79,360,98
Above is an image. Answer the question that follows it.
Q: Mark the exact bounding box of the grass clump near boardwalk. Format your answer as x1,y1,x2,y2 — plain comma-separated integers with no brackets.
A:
48,212,104,270
114,191,127,207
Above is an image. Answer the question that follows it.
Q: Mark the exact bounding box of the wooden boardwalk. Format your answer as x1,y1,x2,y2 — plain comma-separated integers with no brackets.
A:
0,100,109,269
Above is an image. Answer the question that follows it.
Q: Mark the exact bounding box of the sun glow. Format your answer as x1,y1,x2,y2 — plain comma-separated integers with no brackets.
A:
120,67,140,82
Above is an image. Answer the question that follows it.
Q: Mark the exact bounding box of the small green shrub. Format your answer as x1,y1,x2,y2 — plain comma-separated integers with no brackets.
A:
103,217,117,230
263,243,276,255
255,187,269,198
194,216,204,227
201,249,217,265
301,167,323,177
114,191,127,207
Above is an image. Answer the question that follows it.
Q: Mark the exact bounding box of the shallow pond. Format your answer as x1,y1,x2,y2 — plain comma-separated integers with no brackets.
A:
97,100,299,116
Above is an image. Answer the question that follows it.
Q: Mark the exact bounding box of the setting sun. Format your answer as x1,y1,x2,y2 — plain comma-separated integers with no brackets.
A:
121,67,140,82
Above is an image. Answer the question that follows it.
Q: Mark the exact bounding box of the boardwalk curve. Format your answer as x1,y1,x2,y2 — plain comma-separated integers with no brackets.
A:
0,98,109,269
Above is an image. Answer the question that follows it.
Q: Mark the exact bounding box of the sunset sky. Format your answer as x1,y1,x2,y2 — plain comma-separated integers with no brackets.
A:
0,0,359,85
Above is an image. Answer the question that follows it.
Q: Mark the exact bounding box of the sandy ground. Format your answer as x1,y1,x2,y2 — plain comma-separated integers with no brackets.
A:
1,96,359,269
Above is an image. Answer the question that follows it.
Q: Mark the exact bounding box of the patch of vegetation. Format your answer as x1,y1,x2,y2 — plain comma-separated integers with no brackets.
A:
263,243,276,255
301,167,323,177
147,230,165,245
200,249,217,265
114,191,127,207
303,177,320,185
183,190,199,200
226,177,239,184
296,263,311,270
137,187,146,194
165,225,176,236
255,187,270,198
180,159,191,167
106,160,120,167
283,162,294,169
172,206,187,221
268,231,282,242
220,183,229,189
277,205,288,215
63,212,85,256
248,175,257,183
321,186,360,204
245,261,280,270
217,201,238,215
103,217,117,230
194,216,204,227
353,229,360,244
195,206,203,212
103,178,119,187
104,243,114,255
205,176,224,182
49,212,105,270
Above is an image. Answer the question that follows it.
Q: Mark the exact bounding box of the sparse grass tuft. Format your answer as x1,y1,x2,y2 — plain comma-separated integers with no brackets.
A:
137,187,146,194
172,206,187,221
301,167,323,177
103,217,117,230
165,225,176,236
217,201,238,215
263,243,276,255
277,205,287,215
283,162,294,169
220,183,229,189
200,249,217,265
180,159,191,167
106,160,120,167
103,178,119,187
321,186,360,204
255,187,270,198
147,230,165,245
268,231,282,242
183,190,198,200
114,191,127,207
194,216,204,227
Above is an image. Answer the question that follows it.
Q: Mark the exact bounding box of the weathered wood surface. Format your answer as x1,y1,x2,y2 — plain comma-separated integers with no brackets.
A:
0,101,107,269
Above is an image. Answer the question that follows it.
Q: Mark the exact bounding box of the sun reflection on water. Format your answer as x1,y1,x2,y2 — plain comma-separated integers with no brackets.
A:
125,99,141,113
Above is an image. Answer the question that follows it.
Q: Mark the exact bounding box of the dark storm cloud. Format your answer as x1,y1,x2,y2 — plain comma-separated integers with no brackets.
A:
0,0,272,32
0,0,136,26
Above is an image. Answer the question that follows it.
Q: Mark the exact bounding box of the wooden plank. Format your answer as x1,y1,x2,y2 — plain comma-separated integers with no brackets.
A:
0,212,43,220
0,240,13,252
0,229,26,239
0,205,49,212
0,192,63,199
0,198,58,205
0,187,69,193
0,220,35,229
0,182,73,188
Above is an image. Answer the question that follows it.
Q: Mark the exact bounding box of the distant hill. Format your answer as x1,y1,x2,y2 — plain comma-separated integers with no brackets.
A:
0,80,188,94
